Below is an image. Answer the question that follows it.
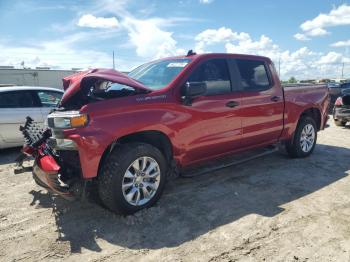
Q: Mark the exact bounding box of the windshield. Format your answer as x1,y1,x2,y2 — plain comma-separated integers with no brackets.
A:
128,58,191,90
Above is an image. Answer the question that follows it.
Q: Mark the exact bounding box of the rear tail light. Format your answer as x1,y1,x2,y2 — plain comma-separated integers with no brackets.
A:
335,97,343,106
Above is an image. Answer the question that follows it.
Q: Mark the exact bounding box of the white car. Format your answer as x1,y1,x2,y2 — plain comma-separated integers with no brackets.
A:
0,86,63,149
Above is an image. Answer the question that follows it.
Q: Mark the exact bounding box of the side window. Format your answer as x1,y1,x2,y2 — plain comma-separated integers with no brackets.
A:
188,59,231,95
236,59,271,91
0,91,36,108
37,91,62,107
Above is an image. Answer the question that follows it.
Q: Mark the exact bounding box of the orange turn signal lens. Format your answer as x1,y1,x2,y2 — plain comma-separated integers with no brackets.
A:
70,114,89,128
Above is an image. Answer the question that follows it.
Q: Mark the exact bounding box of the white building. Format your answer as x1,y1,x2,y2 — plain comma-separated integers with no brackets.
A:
0,67,80,89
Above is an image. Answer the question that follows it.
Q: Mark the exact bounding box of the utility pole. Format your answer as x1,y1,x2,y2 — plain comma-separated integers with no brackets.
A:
341,62,344,78
278,57,281,77
112,50,115,69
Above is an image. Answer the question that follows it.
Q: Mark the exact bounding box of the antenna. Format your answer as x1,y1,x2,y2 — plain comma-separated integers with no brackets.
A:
342,62,344,78
186,50,196,56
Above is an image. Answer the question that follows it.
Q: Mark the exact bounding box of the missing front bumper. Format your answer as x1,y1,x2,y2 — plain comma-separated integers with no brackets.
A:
32,162,75,201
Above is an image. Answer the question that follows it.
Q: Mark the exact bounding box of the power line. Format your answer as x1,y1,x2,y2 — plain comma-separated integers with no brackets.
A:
0,51,143,59
0,57,144,64
113,50,115,69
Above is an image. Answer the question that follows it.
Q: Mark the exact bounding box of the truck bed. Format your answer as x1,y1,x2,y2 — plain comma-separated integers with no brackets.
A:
282,83,327,89
283,84,328,102
281,83,329,140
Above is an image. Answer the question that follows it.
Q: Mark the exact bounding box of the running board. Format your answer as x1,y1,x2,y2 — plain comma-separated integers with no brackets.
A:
180,145,279,178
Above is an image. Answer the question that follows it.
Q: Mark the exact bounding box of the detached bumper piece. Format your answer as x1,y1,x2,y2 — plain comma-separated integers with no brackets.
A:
19,116,86,201
33,155,75,201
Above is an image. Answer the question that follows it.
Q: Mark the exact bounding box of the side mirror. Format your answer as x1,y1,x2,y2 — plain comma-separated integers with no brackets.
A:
182,81,207,105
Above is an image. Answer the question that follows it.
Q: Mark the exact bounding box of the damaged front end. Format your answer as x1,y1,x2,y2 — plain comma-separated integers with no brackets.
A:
16,69,152,199
17,117,84,200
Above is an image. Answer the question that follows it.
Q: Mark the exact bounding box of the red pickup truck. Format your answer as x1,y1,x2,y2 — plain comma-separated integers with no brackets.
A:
23,52,329,215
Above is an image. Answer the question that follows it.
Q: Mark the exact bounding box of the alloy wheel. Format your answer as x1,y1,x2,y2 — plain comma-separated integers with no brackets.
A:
300,124,315,153
122,156,161,206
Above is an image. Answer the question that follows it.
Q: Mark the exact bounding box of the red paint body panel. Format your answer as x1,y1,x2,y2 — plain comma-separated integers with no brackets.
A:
280,84,329,140
38,155,60,173
57,54,329,179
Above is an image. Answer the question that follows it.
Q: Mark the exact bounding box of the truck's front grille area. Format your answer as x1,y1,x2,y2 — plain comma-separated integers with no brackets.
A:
58,150,82,178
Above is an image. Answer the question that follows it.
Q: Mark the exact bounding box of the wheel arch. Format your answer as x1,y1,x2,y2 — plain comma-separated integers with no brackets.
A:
299,107,321,130
97,130,174,177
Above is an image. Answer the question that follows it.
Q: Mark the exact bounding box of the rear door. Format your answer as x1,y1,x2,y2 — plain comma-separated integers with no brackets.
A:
179,58,242,165
0,90,44,144
232,58,284,147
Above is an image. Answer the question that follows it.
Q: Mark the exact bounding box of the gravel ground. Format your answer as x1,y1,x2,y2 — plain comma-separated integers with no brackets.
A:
0,120,350,262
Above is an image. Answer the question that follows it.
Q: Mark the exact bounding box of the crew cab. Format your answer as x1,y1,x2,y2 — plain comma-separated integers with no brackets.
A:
25,52,329,215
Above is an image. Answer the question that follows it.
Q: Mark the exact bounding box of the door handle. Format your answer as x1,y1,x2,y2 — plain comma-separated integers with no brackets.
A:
271,96,281,102
226,101,239,108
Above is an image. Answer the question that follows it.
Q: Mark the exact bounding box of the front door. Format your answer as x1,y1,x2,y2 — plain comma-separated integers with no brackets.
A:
178,58,242,165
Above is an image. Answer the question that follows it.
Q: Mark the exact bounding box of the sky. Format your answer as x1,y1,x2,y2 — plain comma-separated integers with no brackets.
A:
1,0,350,80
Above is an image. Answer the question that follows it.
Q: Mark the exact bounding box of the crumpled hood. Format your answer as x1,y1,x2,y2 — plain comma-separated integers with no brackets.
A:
60,68,151,106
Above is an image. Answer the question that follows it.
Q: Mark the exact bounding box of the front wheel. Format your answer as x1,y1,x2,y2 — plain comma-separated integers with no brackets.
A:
286,116,317,158
98,143,167,215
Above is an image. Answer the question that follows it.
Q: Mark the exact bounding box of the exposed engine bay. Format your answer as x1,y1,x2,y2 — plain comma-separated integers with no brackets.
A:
63,80,146,110
60,69,151,110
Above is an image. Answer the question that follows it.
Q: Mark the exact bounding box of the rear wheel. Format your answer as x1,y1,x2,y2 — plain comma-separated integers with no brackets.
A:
334,119,347,127
98,143,167,215
286,116,317,158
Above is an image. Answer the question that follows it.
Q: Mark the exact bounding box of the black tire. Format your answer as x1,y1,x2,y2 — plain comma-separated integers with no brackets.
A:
286,116,317,158
334,119,347,127
98,143,167,215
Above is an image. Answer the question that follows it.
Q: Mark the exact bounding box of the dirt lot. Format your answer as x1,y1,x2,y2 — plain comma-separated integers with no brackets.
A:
0,120,350,262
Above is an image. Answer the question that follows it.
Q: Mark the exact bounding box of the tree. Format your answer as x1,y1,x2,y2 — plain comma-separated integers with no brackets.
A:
288,76,297,83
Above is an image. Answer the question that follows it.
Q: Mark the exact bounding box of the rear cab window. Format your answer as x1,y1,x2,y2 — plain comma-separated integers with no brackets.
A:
234,59,272,91
187,58,231,96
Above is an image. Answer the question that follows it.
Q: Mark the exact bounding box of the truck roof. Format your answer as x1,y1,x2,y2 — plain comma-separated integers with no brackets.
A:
163,53,272,63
